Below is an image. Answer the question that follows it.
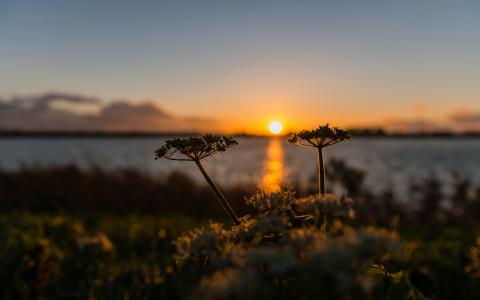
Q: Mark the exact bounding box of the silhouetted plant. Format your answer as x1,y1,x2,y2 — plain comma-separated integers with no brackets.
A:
155,134,241,225
288,124,350,197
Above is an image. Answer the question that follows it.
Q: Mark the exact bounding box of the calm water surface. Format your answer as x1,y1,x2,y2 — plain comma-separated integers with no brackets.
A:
1,137,480,195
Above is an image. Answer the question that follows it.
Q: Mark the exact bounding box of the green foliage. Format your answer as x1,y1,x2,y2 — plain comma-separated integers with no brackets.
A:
155,134,238,161
387,271,429,300
466,237,480,277
0,213,195,299
2,172,480,298
288,124,351,148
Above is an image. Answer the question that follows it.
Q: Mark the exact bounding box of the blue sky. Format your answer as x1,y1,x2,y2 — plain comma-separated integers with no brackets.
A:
1,0,480,132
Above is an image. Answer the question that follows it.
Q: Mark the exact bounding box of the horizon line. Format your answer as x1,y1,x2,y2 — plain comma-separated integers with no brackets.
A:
1,129,480,138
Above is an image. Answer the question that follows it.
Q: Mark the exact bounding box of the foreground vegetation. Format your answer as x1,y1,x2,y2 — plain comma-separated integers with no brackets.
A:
0,212,198,299
1,163,480,299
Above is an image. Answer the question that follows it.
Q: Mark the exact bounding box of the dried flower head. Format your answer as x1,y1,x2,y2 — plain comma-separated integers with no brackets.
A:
155,134,238,161
288,124,350,148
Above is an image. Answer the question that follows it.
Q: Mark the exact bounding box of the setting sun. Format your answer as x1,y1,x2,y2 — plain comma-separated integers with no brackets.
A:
268,120,283,135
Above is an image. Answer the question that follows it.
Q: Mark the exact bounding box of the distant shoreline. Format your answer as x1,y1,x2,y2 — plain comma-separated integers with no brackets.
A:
1,130,480,139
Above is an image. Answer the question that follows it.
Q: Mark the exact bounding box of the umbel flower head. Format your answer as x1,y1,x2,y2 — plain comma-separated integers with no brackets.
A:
288,124,350,197
155,134,238,162
288,124,350,148
155,134,240,225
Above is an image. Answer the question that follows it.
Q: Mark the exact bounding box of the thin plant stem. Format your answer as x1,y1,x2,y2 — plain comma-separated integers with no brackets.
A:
195,160,240,225
317,147,325,197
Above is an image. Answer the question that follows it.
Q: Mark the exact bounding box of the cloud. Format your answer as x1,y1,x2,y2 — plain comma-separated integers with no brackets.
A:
449,110,480,124
11,92,99,109
380,110,480,133
0,93,219,132
381,118,448,133
447,110,480,131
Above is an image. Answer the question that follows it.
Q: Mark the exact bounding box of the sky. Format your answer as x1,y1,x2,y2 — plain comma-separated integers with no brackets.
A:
1,0,480,134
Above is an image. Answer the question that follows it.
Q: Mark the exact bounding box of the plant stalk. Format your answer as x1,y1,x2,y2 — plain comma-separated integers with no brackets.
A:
317,147,325,197
195,160,240,225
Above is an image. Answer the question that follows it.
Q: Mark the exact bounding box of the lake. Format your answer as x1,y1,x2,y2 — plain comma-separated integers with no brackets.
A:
1,137,479,196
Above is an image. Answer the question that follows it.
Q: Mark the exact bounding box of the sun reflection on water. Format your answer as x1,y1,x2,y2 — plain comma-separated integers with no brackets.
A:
259,138,285,192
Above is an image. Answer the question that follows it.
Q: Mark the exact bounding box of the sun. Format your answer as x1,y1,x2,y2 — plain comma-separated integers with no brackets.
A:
268,120,283,135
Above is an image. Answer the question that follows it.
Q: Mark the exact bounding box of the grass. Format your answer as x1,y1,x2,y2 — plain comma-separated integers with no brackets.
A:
1,201,480,299
0,164,254,219
0,212,198,299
